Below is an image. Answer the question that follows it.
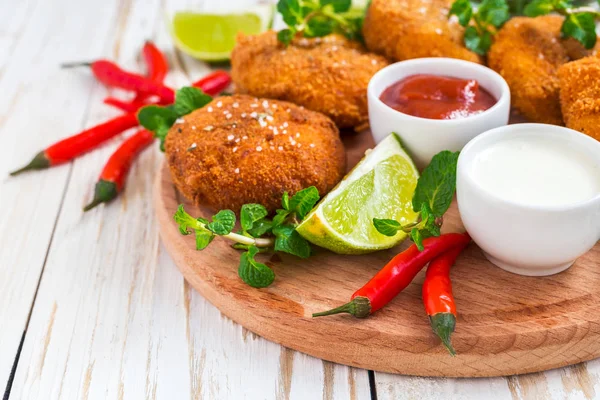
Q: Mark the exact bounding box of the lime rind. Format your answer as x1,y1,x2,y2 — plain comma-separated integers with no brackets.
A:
297,134,420,254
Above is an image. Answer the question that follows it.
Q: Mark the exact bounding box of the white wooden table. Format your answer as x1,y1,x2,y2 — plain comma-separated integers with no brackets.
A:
2,0,600,398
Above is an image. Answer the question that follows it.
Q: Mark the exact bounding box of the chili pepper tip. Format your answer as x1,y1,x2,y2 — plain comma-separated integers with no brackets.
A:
9,151,50,176
61,61,93,69
83,180,119,212
430,313,457,356
312,296,371,318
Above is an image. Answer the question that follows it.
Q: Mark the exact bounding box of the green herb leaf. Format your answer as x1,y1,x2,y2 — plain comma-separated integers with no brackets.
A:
305,15,335,37
464,26,493,55
273,224,312,258
195,230,215,250
238,246,275,288
478,0,510,28
290,186,320,220
273,209,291,227
449,0,473,26
247,219,274,238
320,0,352,13
137,105,178,151
413,150,460,217
174,204,200,235
373,218,402,237
277,0,303,26
240,204,269,232
277,28,296,46
173,87,212,116
410,228,424,251
562,12,597,49
206,210,236,235
523,0,555,17
282,192,290,211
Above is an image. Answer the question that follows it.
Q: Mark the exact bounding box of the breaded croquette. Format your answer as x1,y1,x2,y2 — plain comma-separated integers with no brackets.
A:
165,95,347,213
362,0,482,64
558,57,600,141
231,32,389,129
488,16,568,125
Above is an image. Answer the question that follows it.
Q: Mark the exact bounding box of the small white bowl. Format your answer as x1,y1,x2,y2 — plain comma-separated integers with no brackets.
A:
457,124,600,276
368,58,511,169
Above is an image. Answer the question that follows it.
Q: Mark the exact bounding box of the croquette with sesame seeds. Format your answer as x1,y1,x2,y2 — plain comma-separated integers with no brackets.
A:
558,57,600,142
165,95,347,213
231,32,389,130
362,0,483,65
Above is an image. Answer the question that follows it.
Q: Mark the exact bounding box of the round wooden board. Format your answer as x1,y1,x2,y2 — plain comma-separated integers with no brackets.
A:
155,132,600,378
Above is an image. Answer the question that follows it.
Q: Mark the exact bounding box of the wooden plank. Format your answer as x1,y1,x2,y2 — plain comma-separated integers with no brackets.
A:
0,0,116,389
8,0,371,399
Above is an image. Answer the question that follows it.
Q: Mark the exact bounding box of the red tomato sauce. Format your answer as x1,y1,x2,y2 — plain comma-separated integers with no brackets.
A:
379,74,497,120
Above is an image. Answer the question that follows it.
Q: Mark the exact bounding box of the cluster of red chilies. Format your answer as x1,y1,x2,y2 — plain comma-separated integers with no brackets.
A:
314,232,471,355
10,41,232,211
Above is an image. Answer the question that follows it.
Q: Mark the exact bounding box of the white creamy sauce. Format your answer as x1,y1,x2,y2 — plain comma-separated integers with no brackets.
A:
471,136,600,207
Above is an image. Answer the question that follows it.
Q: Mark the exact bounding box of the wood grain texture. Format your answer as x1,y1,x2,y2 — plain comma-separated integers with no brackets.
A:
157,131,600,378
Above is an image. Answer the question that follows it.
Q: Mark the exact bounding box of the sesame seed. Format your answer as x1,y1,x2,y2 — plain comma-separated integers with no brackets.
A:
286,108,291,113
233,147,238,152
187,143,197,151
331,45,338,51
297,143,302,148
207,107,213,112
295,133,300,138
192,126,197,130
216,101,223,108
234,168,240,173
241,113,247,118
272,104,277,109
371,59,377,65
278,146,283,151
341,60,347,65
256,146,262,152
259,119,267,128
274,127,279,135
204,126,214,131
251,104,258,108
250,112,258,118
262,100,269,108
233,102,239,108
310,143,315,148
227,134,234,141
283,130,287,134
175,118,185,124
235,138,240,143
266,116,274,122
435,28,442,35
242,136,248,140
283,122,289,128
226,114,232,119
223,110,229,115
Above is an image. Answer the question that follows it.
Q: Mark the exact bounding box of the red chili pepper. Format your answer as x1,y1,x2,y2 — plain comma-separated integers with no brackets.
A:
103,97,149,113
84,129,154,211
62,60,175,103
312,233,471,318
141,41,168,83
423,239,469,356
192,70,231,96
10,113,139,176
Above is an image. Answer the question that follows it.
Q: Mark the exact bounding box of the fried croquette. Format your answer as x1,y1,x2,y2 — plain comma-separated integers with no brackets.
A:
488,16,570,125
165,95,347,213
558,57,600,141
362,0,482,64
231,32,389,129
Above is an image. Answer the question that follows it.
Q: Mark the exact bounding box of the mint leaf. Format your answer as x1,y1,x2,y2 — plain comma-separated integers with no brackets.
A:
206,210,236,235
413,151,460,217
247,219,273,238
290,186,320,220
273,209,291,227
240,204,268,232
562,13,597,49
410,228,424,251
195,230,215,250
523,0,555,17
173,87,212,116
282,192,290,211
273,225,312,258
174,205,200,235
373,219,402,237
321,0,352,12
277,0,303,26
449,0,473,26
238,246,275,288
305,15,335,37
464,26,492,55
277,28,295,46
478,0,510,28
137,105,178,131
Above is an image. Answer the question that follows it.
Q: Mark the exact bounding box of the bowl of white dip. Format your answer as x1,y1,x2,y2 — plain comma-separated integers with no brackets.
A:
457,123,600,276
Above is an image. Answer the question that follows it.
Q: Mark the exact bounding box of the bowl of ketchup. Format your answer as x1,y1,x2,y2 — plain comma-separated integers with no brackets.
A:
368,58,510,169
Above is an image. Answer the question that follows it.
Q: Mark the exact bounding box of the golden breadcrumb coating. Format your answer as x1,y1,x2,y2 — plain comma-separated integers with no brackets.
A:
165,95,346,213
362,0,482,64
558,57,600,141
231,32,389,129
488,16,567,125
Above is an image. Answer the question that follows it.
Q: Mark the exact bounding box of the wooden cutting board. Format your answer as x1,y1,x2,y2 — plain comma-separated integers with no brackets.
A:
154,131,600,378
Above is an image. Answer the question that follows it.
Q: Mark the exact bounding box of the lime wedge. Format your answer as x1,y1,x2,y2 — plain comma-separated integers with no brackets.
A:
170,5,274,61
297,134,420,255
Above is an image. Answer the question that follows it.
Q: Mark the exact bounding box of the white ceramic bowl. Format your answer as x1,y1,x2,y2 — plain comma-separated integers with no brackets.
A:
368,58,511,169
457,124,600,276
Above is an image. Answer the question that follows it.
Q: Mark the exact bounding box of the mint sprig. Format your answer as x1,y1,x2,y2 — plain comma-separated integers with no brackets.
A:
276,0,367,45
373,151,459,251
137,86,212,151
173,187,320,287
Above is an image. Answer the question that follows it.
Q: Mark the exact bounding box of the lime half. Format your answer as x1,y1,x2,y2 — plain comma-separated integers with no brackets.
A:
296,134,419,255
170,5,274,61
